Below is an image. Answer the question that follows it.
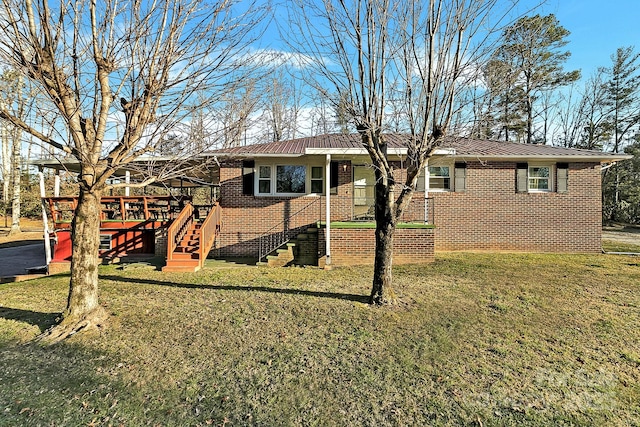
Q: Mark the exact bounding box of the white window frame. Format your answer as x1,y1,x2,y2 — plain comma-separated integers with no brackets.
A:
310,166,324,194
416,162,453,192
257,165,272,194
528,164,553,193
254,162,324,196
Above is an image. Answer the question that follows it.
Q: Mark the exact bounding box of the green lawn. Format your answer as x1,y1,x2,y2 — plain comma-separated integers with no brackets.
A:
1,252,639,426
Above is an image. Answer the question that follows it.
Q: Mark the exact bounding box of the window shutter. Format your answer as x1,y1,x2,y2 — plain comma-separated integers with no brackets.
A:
454,162,466,192
330,161,339,194
557,163,568,193
242,160,255,195
516,163,528,193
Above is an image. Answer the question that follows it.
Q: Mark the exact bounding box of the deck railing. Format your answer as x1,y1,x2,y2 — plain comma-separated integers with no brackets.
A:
45,195,192,226
166,203,194,262
198,203,222,267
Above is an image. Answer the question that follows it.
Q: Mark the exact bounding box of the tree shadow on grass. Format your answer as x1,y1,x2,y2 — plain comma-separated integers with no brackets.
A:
0,306,59,332
100,275,370,304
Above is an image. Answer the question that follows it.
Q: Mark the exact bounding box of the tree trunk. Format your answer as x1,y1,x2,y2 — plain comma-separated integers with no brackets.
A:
1,120,9,227
39,187,108,343
370,175,397,305
526,94,533,144
8,135,20,235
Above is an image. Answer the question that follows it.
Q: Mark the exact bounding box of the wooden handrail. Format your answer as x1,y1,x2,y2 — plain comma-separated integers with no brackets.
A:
198,203,222,268
45,196,194,225
166,203,194,262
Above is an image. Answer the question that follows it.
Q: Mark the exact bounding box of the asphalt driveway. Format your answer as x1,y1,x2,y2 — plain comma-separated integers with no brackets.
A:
0,243,46,278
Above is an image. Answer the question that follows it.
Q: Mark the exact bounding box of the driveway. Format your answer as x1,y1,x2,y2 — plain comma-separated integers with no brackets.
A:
0,243,46,279
602,227,640,247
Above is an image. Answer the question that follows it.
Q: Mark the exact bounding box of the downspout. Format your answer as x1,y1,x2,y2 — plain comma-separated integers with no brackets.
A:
325,154,332,269
424,159,430,224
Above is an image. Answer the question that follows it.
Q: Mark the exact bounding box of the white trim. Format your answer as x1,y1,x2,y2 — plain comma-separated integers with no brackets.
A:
254,160,326,197
417,160,454,192
527,164,554,193
454,154,631,162
325,154,331,267
304,147,456,156
39,171,52,265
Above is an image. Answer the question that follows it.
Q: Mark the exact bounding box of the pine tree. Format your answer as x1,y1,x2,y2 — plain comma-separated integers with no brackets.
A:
490,14,580,143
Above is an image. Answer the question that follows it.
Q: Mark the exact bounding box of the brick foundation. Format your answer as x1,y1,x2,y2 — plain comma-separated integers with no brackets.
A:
318,227,435,266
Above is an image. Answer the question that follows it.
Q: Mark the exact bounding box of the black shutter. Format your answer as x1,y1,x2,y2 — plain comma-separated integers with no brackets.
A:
557,163,568,193
330,161,339,194
242,160,255,195
454,162,466,192
516,163,528,193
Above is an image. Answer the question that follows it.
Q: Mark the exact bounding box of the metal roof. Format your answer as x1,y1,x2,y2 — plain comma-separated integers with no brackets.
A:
211,134,631,162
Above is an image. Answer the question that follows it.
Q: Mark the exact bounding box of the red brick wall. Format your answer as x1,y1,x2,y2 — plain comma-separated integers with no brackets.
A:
318,228,435,266
217,160,354,257
217,159,603,258
430,161,602,252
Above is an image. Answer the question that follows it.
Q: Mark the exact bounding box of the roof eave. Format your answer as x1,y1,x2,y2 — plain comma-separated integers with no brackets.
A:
208,152,304,158
458,154,633,163
304,147,457,156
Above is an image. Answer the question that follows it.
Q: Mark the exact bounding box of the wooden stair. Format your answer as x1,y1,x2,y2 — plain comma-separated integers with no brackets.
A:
163,222,202,272
162,203,222,273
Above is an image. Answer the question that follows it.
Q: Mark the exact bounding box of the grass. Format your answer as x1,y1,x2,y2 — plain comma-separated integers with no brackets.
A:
602,239,640,253
1,252,639,426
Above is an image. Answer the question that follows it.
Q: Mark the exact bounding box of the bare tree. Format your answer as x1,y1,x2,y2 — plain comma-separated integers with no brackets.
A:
0,0,267,341
0,68,30,234
287,0,534,304
217,79,261,148
257,68,305,142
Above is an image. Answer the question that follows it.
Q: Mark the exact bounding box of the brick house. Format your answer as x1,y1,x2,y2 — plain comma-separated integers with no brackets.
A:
209,133,629,266
38,133,630,271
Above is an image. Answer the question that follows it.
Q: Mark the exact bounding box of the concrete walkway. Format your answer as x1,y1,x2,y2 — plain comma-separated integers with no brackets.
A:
0,243,47,281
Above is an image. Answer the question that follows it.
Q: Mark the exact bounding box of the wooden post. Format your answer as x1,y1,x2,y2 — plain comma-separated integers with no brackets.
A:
39,169,52,265
54,170,60,197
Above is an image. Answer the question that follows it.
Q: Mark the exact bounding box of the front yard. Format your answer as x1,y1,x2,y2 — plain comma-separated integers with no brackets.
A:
1,251,639,426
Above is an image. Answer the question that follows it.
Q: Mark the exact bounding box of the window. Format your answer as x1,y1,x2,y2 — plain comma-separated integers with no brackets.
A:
256,163,325,196
416,163,454,192
258,166,271,194
429,165,451,191
311,166,324,193
99,234,111,251
517,163,555,193
277,165,306,193
528,165,551,192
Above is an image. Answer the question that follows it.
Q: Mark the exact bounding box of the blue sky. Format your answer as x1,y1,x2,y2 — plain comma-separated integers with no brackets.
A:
542,0,640,79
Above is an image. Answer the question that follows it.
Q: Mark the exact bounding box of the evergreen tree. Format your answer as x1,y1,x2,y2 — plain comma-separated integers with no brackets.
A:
600,46,640,221
490,14,580,143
